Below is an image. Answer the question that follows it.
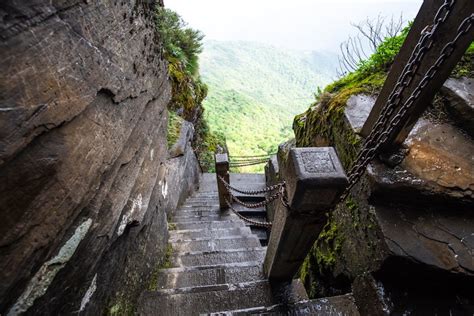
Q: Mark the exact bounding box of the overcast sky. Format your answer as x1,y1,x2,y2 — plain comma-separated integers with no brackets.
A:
165,0,423,52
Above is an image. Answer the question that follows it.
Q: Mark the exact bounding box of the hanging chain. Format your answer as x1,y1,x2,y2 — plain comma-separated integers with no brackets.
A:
229,188,283,209
224,197,273,228
343,0,455,191
339,10,473,202
218,175,285,195
217,175,290,228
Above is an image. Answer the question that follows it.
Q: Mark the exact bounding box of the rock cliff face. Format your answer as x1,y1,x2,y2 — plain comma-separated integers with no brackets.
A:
0,1,199,314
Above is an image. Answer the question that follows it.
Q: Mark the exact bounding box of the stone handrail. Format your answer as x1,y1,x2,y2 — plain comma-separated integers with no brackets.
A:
264,147,348,281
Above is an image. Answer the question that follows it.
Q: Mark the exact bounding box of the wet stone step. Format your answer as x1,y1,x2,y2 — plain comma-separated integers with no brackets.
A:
183,199,219,207
171,248,266,267
171,214,238,223
170,236,261,252
171,220,246,231
153,262,264,289
175,207,221,215
138,279,306,316
206,293,360,316
169,227,253,241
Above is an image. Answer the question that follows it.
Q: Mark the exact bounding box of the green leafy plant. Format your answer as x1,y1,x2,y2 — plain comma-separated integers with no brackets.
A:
154,7,226,170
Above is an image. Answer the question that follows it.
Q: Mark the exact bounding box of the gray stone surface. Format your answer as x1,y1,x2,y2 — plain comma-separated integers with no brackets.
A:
171,236,261,252
283,147,348,211
265,147,348,281
139,280,307,316
375,204,473,275
169,227,253,241
153,262,265,289
139,175,310,315
344,94,376,133
169,121,195,158
368,118,474,205
0,1,194,315
172,248,266,267
171,220,246,231
208,293,360,315
441,77,474,136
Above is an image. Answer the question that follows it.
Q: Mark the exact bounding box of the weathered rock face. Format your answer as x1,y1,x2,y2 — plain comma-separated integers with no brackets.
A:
292,79,474,313
0,1,199,314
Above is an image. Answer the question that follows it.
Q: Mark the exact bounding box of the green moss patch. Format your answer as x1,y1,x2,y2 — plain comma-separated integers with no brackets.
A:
148,244,173,291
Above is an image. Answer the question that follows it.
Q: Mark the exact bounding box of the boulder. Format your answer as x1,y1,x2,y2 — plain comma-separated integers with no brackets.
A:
441,77,474,136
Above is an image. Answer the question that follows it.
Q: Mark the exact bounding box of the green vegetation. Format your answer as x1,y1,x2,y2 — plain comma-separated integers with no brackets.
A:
452,42,474,78
148,244,173,291
155,7,225,169
293,24,412,168
167,110,183,149
109,299,135,316
296,25,410,299
200,41,337,172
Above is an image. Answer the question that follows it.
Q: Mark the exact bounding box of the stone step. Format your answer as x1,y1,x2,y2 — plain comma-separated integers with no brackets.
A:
174,209,221,218
182,199,219,205
169,227,252,241
206,293,360,316
250,227,269,245
152,262,264,289
138,279,307,316
170,236,261,252
170,220,246,231
176,205,221,213
171,215,238,224
170,248,266,267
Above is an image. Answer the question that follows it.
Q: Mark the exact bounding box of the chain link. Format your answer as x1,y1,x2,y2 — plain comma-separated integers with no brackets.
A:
340,10,473,202
229,188,283,209
217,175,290,228
218,175,285,195
224,197,273,228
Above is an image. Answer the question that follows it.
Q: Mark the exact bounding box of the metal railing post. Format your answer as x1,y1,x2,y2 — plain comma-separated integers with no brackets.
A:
264,147,348,281
215,153,230,211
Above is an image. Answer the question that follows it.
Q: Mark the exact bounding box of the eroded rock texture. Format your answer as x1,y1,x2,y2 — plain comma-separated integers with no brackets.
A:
293,82,474,314
0,1,200,315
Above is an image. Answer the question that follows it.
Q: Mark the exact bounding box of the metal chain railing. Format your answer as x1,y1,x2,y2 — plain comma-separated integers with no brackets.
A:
218,174,285,195
224,197,273,228
217,175,288,228
339,9,473,201
228,153,276,168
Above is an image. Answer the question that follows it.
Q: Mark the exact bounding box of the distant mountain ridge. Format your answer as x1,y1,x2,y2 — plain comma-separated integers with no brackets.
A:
199,40,338,168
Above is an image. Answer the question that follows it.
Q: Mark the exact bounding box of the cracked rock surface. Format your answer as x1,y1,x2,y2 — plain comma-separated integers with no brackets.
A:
0,1,200,315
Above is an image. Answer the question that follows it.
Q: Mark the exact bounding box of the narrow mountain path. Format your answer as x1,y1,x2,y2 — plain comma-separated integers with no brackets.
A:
138,174,359,315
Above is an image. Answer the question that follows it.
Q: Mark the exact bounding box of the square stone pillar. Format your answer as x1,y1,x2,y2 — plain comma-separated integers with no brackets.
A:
215,153,230,210
264,147,348,281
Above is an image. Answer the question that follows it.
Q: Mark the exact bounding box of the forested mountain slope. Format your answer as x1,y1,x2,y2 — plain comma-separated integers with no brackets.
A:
199,40,337,168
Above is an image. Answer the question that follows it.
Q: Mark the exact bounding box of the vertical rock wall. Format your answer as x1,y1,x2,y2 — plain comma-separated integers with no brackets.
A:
0,1,193,314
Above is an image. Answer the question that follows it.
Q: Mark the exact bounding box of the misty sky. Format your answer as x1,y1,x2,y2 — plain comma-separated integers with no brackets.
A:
165,0,423,53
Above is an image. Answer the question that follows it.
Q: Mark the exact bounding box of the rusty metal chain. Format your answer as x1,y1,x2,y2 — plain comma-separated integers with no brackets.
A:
224,197,273,228
340,11,473,202
346,0,455,175
217,175,290,228
218,174,285,195
229,188,283,209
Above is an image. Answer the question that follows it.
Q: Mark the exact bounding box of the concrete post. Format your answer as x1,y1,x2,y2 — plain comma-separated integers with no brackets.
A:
264,147,348,281
215,153,230,211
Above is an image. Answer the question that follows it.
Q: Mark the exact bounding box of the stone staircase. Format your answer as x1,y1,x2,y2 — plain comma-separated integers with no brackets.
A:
137,174,359,315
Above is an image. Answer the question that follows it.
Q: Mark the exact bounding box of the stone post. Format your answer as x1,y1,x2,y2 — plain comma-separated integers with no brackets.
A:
264,147,348,281
215,153,230,211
